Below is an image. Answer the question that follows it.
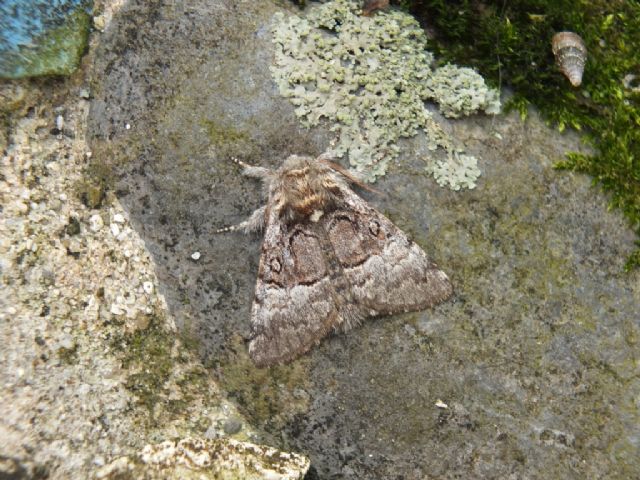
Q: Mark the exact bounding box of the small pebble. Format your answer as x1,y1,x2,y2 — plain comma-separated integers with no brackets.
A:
435,399,449,409
66,239,82,255
110,304,124,316
59,193,68,202
58,333,75,350
89,214,104,232
142,282,154,295
65,217,81,236
93,15,105,31
49,199,62,211
191,251,201,260
110,223,121,237
131,314,150,331
223,417,243,435
125,123,131,130
204,425,221,440
113,213,125,223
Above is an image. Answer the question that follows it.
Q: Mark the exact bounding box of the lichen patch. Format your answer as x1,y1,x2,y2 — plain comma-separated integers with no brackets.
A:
270,0,500,189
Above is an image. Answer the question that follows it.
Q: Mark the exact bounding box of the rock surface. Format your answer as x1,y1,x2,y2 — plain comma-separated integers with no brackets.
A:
3,0,639,479
89,0,640,478
96,437,309,479
0,1,309,479
88,0,640,478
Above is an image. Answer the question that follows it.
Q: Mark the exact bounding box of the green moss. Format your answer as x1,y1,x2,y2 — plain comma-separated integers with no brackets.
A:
200,119,249,146
57,344,79,365
112,314,213,428
65,216,81,236
0,7,92,79
199,118,251,161
403,0,640,269
214,334,310,433
74,154,116,209
115,316,174,413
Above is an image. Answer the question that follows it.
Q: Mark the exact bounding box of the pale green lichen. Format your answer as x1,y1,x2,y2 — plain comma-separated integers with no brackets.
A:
425,64,502,119
270,0,500,188
427,152,481,190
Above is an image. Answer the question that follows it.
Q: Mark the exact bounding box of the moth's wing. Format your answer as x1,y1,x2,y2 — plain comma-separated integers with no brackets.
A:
248,210,342,367
323,188,453,319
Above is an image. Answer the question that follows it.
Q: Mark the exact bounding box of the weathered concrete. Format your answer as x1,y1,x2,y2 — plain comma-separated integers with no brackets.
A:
0,1,308,478
86,0,640,478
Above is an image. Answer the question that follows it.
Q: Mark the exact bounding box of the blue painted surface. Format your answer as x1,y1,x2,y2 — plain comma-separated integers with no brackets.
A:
0,0,92,77
1,1,84,52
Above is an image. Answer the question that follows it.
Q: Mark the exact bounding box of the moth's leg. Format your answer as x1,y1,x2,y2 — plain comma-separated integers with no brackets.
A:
215,205,266,234
231,157,272,180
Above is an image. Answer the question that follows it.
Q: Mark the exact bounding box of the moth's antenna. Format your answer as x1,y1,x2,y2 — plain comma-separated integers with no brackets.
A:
231,156,251,169
214,225,239,233
231,156,272,180
322,159,382,195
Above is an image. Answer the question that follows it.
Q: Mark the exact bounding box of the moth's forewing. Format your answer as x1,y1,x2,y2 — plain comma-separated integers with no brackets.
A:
248,210,342,367
324,188,453,317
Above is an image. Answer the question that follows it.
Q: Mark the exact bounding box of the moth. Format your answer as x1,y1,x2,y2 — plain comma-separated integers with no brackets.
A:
220,153,453,367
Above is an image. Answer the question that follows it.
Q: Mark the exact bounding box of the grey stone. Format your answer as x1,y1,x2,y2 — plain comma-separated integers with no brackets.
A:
87,1,640,479
223,417,243,435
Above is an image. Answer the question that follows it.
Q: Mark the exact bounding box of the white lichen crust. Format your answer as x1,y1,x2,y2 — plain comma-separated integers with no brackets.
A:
96,437,310,479
427,152,482,191
270,0,500,189
139,437,310,479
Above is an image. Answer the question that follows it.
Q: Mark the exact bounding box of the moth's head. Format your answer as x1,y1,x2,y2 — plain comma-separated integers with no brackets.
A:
271,155,345,221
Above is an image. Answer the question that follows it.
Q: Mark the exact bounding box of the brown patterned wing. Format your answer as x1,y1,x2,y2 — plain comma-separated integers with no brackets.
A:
321,188,453,320
248,209,346,367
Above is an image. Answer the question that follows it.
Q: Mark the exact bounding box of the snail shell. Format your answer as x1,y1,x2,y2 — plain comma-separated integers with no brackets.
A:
552,32,587,87
362,0,390,16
